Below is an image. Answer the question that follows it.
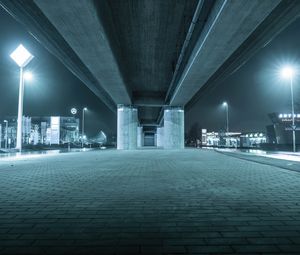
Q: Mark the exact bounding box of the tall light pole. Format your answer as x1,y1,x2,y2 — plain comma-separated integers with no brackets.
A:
222,101,229,133
281,66,297,152
3,120,8,150
82,107,87,148
10,44,34,151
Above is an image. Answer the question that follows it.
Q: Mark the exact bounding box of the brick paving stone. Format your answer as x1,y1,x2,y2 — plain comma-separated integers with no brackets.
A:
187,245,234,253
0,148,300,254
232,245,281,253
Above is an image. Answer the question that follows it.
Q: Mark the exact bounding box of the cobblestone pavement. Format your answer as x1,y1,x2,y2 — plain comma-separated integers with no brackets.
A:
0,148,300,255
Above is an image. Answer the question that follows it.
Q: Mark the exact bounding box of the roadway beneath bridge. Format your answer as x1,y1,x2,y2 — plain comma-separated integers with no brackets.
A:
0,149,300,254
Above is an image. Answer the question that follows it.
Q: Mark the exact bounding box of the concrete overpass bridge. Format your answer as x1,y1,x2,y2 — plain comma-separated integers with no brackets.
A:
1,0,300,149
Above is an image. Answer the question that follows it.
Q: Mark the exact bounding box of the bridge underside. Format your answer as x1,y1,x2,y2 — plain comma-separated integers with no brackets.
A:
1,0,300,149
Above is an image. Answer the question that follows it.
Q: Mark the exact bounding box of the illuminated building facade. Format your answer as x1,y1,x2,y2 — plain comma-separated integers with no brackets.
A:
0,116,80,147
267,112,300,145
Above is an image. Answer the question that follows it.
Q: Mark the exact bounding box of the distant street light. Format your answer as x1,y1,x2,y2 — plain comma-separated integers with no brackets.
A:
222,101,229,133
82,107,87,148
10,44,34,151
3,120,8,149
280,65,297,152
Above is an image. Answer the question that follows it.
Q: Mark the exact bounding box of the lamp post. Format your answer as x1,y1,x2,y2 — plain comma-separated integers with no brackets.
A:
82,107,87,148
222,101,229,133
281,66,297,152
3,120,8,149
10,44,34,151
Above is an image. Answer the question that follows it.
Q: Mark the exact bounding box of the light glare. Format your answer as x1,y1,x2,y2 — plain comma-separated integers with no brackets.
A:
24,72,33,81
281,66,295,79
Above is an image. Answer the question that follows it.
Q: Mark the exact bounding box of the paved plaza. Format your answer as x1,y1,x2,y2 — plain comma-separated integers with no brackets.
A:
0,149,300,254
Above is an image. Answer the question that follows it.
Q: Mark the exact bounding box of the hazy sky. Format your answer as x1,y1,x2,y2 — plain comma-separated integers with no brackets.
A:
0,6,299,137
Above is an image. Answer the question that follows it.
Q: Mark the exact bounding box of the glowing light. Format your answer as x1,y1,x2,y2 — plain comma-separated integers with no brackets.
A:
24,72,33,81
10,44,34,67
280,66,295,79
222,101,228,107
83,107,87,111
279,114,283,118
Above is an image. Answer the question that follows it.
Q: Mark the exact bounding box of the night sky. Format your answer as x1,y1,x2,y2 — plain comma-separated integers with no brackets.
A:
0,7,299,138
0,8,116,139
186,18,300,134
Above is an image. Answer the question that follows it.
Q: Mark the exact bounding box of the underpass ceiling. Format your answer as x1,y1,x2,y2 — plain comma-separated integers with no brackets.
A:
1,0,293,127
97,0,198,95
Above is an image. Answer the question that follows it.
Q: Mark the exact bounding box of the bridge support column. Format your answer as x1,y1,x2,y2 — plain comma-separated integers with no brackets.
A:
137,126,143,147
117,105,138,150
164,107,184,149
156,127,164,147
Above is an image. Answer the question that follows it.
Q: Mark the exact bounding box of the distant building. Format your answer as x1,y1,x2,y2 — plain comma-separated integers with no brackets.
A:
267,112,300,145
202,130,242,148
201,129,266,148
0,116,80,148
240,132,266,148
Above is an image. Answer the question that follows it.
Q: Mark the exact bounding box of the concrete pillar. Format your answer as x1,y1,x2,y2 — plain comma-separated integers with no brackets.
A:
164,107,184,149
137,126,143,147
117,105,138,150
156,127,164,147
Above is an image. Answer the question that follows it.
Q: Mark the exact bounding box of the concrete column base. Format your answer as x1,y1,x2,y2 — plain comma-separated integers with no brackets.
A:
164,107,184,149
117,105,138,150
156,127,164,147
137,126,143,147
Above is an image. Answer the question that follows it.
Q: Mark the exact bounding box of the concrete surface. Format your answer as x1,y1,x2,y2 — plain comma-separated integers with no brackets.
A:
216,148,300,172
164,108,184,149
0,149,300,254
2,0,295,124
117,106,138,150
156,127,164,148
170,0,280,106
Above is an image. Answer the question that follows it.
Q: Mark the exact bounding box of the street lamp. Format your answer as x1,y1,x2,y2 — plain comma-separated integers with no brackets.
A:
222,101,229,133
82,107,87,147
280,65,297,152
3,120,8,149
10,44,34,151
